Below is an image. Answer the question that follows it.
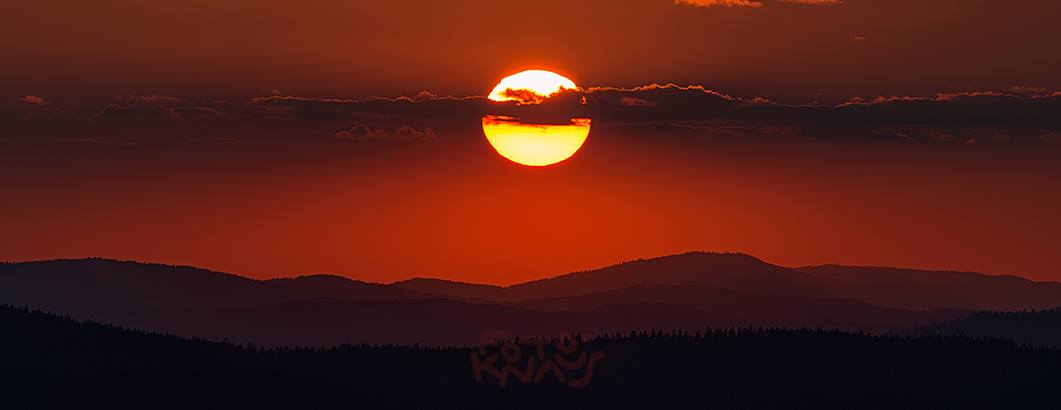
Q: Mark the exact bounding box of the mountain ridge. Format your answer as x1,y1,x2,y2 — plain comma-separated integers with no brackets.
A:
4,252,1061,346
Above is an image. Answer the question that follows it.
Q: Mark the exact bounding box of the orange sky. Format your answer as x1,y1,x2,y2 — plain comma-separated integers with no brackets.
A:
3,0,1059,103
3,0,1060,283
4,121,1060,284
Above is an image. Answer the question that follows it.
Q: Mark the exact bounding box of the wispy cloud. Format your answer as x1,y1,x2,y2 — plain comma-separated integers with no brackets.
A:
676,0,842,8
780,0,842,5
675,0,763,8
335,124,437,141
18,95,50,105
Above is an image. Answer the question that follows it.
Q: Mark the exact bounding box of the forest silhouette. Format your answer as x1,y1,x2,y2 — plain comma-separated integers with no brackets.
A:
4,304,1061,410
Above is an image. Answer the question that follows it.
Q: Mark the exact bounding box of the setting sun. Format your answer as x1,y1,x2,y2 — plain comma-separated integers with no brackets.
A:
483,70,591,166
482,115,591,166
487,70,578,104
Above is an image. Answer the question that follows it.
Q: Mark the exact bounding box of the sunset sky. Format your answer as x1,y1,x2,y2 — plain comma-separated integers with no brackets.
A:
3,0,1060,283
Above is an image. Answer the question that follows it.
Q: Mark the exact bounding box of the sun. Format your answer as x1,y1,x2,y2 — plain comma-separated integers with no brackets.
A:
482,116,590,167
487,70,578,104
483,70,591,167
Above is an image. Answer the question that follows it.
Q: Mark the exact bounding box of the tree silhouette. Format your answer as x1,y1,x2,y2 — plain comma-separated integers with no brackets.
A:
3,304,1061,409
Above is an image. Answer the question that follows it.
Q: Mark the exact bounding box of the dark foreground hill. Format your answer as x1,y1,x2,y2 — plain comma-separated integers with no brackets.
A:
3,305,1060,410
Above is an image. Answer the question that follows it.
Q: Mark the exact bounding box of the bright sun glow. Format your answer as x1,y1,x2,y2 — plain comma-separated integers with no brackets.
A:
483,70,590,167
487,70,578,103
482,115,591,167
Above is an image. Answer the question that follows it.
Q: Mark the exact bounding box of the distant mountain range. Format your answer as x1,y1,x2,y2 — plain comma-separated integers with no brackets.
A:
396,253,1061,311
3,252,1060,346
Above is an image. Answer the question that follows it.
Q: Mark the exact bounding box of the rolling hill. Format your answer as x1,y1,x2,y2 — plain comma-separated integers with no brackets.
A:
398,252,1061,311
800,265,1061,310
4,252,1061,346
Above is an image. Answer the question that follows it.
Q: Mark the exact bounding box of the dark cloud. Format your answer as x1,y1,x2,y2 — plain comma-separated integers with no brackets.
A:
88,95,225,123
4,85,1058,145
335,124,387,140
94,103,181,121
585,86,1060,142
394,125,438,141
248,94,486,122
618,97,656,107
335,124,437,141
114,95,186,105
497,88,551,105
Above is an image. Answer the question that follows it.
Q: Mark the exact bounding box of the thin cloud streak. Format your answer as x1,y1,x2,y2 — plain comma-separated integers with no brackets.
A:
675,0,763,8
